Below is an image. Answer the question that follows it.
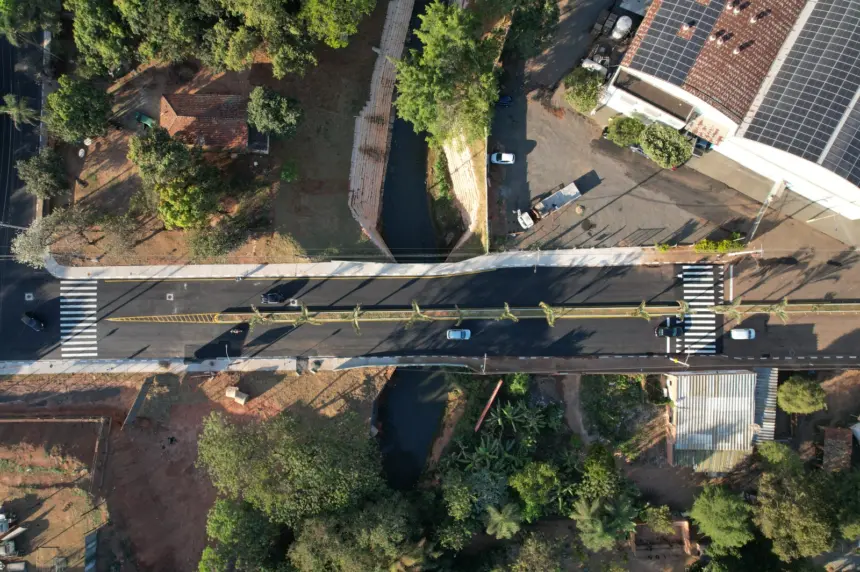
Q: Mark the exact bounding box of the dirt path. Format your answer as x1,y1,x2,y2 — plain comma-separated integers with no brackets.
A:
426,390,467,469
559,374,590,443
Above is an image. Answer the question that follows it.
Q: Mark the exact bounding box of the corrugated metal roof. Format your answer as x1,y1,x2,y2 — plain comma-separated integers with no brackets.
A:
673,449,749,473
753,368,777,443
671,371,756,452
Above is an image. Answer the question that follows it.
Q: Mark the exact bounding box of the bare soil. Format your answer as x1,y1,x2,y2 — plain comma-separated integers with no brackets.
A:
426,388,467,469
794,369,860,445
0,368,392,571
55,1,390,266
558,374,590,444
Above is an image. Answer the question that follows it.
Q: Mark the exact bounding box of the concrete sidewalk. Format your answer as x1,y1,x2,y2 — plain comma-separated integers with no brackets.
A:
45,247,674,280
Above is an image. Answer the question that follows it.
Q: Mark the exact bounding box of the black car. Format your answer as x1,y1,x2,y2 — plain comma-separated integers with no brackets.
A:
655,317,684,338
21,313,45,332
260,292,285,305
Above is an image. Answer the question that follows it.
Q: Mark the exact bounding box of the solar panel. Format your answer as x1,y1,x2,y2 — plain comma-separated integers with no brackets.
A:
628,0,726,86
744,0,860,172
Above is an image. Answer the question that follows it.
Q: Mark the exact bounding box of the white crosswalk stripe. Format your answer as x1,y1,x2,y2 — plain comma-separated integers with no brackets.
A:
671,265,724,354
59,280,98,357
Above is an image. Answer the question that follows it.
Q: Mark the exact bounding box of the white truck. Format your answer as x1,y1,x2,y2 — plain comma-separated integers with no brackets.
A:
516,181,582,229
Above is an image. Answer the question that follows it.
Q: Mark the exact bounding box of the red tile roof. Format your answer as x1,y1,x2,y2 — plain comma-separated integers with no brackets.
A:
623,0,807,122
160,94,249,150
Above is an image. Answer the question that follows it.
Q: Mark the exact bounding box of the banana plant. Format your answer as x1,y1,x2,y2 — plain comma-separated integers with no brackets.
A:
539,301,556,327
351,304,362,335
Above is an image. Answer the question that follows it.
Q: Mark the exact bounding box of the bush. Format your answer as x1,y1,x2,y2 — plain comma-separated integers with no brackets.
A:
777,377,827,414
690,485,754,549
45,75,112,142
563,67,603,114
247,86,303,137
506,372,530,397
509,462,559,523
280,160,299,182
639,122,692,169
16,148,68,199
606,116,645,147
693,232,744,253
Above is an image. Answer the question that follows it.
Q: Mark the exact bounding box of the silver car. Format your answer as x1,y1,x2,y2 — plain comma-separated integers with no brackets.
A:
446,329,471,340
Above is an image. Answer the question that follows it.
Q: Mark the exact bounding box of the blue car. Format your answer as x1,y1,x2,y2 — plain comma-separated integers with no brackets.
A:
496,95,513,108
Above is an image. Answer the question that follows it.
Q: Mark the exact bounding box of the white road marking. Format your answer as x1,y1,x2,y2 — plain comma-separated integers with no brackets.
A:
60,281,99,357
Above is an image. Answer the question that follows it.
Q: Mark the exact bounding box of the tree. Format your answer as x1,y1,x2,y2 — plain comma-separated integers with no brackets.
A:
0,0,61,45
643,504,675,535
507,0,559,58
115,0,206,62
197,411,384,527
128,127,196,187
563,67,603,114
200,499,281,571
606,116,645,147
777,377,827,415
0,94,38,129
394,1,499,144
301,0,376,49
604,495,637,539
98,213,137,256
486,503,522,539
578,444,620,502
16,148,68,199
638,122,692,169
833,470,860,540
288,494,420,571
64,0,134,76
247,87,303,137
689,485,754,549
508,462,559,522
155,182,214,229
570,497,616,552
46,76,112,142
509,533,563,572
204,23,261,74
11,217,53,268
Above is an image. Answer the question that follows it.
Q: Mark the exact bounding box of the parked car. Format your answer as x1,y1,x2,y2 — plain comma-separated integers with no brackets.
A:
496,95,513,107
730,328,756,340
21,313,44,332
490,152,515,165
260,292,285,305
446,329,471,341
655,317,684,338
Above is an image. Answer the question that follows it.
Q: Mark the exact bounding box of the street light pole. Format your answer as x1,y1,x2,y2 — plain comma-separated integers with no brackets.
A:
0,222,28,231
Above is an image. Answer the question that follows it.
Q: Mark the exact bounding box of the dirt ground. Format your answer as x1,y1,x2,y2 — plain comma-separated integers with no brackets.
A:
795,370,860,445
558,374,590,444
0,368,392,571
0,421,108,569
55,1,389,266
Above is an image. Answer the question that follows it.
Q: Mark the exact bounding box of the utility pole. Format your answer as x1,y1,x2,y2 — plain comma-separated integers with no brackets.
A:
481,353,487,374
0,222,27,231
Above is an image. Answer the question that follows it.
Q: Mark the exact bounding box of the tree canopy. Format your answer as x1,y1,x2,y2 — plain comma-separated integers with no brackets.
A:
65,0,135,77
16,147,69,200
606,116,646,148
199,499,281,572
563,67,603,114
197,411,384,527
0,94,38,129
689,485,754,549
639,122,693,169
394,1,499,144
247,87,303,137
0,0,61,45
46,76,112,142
302,0,376,49
777,377,827,414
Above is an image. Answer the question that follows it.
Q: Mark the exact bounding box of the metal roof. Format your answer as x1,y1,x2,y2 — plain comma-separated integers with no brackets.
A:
670,370,756,452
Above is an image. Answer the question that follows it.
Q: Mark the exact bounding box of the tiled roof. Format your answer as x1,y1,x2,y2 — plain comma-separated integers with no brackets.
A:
159,94,249,150
623,0,807,122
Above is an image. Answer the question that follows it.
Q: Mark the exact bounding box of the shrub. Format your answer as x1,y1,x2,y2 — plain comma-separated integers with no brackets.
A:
280,160,299,182
509,462,559,522
16,147,68,199
639,122,692,168
156,183,214,229
690,485,754,549
563,67,603,114
247,86,303,137
693,232,744,253
777,377,827,414
45,75,112,142
506,372,530,397
655,242,672,252
606,116,645,147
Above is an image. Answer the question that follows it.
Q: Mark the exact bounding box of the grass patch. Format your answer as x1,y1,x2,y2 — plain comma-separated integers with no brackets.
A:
581,374,648,445
0,459,69,475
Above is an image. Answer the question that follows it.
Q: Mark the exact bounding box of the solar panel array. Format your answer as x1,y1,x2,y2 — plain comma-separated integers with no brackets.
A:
744,0,860,185
628,0,725,86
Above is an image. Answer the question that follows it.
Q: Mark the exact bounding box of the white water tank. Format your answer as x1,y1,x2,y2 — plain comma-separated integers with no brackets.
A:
611,16,633,40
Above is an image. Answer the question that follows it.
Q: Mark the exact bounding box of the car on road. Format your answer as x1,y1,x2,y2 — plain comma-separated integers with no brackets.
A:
490,152,515,165
260,292,285,305
21,313,44,332
655,317,684,338
730,328,756,340
496,95,513,107
446,329,471,341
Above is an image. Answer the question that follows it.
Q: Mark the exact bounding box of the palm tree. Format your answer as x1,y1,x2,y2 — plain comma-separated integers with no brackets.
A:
294,302,320,326
539,301,556,327
676,300,691,321
405,300,433,329
389,538,441,572
630,300,651,321
496,302,519,323
486,504,522,539
604,496,637,539
247,305,270,332
766,297,789,324
0,94,37,129
454,304,464,326
351,304,362,335
710,297,744,321
570,498,616,552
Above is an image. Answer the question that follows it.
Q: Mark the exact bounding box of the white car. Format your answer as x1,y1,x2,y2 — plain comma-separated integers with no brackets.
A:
490,152,515,165
446,329,471,341
730,328,756,340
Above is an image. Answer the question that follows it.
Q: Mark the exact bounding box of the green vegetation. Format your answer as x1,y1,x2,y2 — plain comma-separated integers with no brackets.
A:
485,503,522,539
693,231,744,253
45,76,112,143
16,148,68,200
155,182,215,229
606,116,646,147
563,68,603,114
66,0,134,77
187,224,243,260
11,205,96,268
643,504,675,535
580,374,649,446
777,377,827,414
690,485,754,549
507,0,560,58
0,93,38,129
639,122,693,169
280,160,299,183
394,1,499,144
247,87,303,137
199,499,281,571
0,0,61,45
301,0,376,49
509,533,564,571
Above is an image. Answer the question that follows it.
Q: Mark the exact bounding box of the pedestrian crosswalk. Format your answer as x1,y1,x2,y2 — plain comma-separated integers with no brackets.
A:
59,280,99,358
676,265,723,355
